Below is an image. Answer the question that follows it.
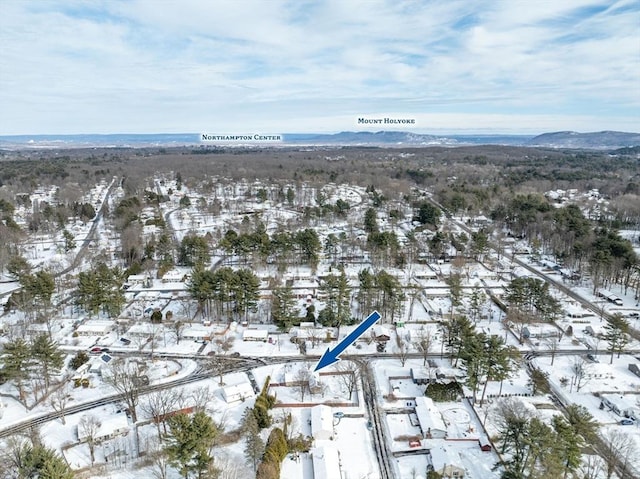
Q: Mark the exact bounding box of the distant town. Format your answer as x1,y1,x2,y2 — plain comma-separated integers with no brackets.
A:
0,143,638,479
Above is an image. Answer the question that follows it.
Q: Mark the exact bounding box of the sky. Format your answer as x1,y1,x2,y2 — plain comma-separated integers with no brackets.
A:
0,0,639,135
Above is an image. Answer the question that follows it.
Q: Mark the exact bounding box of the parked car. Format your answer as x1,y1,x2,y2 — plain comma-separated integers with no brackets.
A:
119,337,131,345
89,347,103,354
620,418,635,426
586,353,599,362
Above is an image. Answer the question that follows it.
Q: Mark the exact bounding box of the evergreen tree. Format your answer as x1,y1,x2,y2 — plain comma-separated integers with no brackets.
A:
0,338,33,400
241,407,264,472
604,313,630,363
271,284,297,329
31,334,64,390
166,411,218,479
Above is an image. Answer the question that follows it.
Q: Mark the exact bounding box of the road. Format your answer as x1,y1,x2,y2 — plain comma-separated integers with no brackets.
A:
0,355,274,439
361,360,394,479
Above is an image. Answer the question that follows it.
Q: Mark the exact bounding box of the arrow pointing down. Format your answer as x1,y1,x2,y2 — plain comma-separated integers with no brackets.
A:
314,310,381,372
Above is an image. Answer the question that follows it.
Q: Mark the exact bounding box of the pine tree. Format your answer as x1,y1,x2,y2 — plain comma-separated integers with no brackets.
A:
31,334,64,390
0,338,33,400
241,408,264,472
166,411,218,479
604,313,630,363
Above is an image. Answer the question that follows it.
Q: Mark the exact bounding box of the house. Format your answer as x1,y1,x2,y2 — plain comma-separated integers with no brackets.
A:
629,364,640,378
182,326,211,342
371,325,391,342
430,445,465,478
76,321,114,337
127,274,149,286
601,394,640,420
410,367,430,385
88,353,114,375
311,446,341,479
311,404,334,441
414,396,447,439
77,414,129,443
161,270,185,283
242,329,269,342
221,382,254,403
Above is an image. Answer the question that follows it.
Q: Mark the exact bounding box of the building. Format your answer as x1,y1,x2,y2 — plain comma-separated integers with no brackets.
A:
414,396,447,439
478,436,492,452
242,328,269,342
311,404,334,441
410,367,430,385
311,446,341,479
221,382,255,403
430,445,465,478
371,325,391,342
88,353,114,375
77,413,129,443
601,394,640,420
75,321,114,337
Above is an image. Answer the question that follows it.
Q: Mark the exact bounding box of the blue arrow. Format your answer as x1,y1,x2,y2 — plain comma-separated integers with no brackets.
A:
314,310,381,372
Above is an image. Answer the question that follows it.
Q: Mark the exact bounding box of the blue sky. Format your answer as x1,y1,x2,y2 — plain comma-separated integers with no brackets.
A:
0,0,638,135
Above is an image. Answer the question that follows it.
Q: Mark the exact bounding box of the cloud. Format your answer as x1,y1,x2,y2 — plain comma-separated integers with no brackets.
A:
0,0,638,134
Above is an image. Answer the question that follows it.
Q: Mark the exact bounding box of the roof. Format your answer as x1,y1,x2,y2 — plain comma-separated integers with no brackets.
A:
430,444,463,473
242,329,269,340
221,382,254,402
311,405,333,438
76,321,115,333
311,446,341,479
415,396,447,434
78,414,129,442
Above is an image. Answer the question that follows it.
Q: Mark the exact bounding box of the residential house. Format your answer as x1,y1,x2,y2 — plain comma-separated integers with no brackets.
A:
414,396,447,439
311,404,334,441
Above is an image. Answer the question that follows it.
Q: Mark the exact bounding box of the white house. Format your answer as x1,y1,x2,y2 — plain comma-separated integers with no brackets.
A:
242,328,269,342
89,353,114,375
76,321,114,337
311,404,334,441
127,274,148,286
182,326,212,342
161,270,185,283
430,445,465,478
601,394,640,420
311,446,341,479
221,382,255,403
415,396,447,439
77,414,130,443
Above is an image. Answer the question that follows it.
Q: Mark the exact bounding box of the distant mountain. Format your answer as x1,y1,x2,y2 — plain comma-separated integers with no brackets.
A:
282,131,534,146
2,130,637,150
527,131,640,149
283,131,456,145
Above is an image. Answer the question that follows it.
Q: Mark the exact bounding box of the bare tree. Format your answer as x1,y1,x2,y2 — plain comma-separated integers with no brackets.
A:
545,335,560,366
78,414,102,465
395,334,410,367
214,335,235,355
171,320,186,344
190,385,213,413
208,355,228,386
579,455,604,479
103,359,142,422
335,361,360,401
293,367,311,402
600,428,638,479
412,326,434,366
141,388,185,436
570,356,591,392
49,385,71,425
148,437,170,479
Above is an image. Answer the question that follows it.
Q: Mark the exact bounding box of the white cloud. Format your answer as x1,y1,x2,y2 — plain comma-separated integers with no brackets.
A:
0,0,638,134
